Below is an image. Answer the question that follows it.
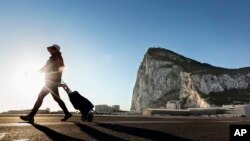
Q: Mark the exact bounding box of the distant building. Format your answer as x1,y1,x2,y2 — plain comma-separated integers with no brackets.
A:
221,104,250,117
2,109,50,114
50,110,64,114
95,105,121,114
95,105,112,114
166,101,180,109
112,105,120,112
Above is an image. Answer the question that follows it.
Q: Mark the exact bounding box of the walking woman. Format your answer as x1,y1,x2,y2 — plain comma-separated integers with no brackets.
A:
20,44,72,123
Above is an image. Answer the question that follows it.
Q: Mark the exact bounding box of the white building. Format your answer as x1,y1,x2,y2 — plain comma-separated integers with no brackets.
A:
95,105,112,114
222,104,250,117
95,105,121,114
166,101,180,109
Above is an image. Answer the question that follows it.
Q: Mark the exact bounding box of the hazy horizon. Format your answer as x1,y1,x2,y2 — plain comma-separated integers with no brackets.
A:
1,0,250,112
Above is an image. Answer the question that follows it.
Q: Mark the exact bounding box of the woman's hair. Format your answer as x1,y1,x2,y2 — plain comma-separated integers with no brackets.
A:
48,46,65,72
49,48,64,67
55,52,65,72
56,52,64,68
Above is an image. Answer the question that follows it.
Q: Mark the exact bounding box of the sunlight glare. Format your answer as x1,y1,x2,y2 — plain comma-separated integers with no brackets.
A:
12,62,44,94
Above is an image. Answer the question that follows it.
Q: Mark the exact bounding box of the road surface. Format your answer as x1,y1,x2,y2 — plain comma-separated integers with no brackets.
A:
0,114,250,141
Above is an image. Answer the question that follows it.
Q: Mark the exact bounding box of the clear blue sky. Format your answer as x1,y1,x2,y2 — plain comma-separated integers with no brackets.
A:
0,0,250,112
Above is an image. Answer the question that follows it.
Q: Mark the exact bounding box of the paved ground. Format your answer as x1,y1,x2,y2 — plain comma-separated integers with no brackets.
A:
0,114,250,141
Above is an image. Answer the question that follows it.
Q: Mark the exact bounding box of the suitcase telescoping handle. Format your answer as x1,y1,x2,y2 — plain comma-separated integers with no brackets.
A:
61,80,73,94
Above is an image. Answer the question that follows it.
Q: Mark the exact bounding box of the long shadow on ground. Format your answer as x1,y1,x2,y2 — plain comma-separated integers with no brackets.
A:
74,122,127,141
98,123,192,141
32,123,83,141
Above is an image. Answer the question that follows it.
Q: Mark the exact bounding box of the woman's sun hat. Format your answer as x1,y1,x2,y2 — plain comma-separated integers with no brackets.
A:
47,44,61,51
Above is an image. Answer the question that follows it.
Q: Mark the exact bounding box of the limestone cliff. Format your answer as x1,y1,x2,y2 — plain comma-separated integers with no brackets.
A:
131,48,250,112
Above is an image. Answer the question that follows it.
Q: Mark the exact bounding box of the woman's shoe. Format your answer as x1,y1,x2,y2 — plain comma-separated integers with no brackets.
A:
20,115,34,123
61,113,72,121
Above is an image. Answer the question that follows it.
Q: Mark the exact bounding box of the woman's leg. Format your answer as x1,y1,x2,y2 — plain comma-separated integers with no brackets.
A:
29,87,50,117
46,84,70,115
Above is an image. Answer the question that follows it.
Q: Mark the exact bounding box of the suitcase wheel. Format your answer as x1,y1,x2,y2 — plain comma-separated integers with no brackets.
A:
87,112,94,122
81,115,86,121
81,110,94,122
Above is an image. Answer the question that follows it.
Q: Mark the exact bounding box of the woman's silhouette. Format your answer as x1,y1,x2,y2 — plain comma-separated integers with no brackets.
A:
20,44,72,123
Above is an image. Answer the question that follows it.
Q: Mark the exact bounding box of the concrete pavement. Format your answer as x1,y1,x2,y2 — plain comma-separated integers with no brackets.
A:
0,115,250,141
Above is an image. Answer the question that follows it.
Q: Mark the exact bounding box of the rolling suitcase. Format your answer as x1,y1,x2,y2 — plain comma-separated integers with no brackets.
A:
61,81,94,122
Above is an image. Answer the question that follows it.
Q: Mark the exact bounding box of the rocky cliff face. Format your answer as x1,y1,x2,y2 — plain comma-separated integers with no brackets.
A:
131,48,250,112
